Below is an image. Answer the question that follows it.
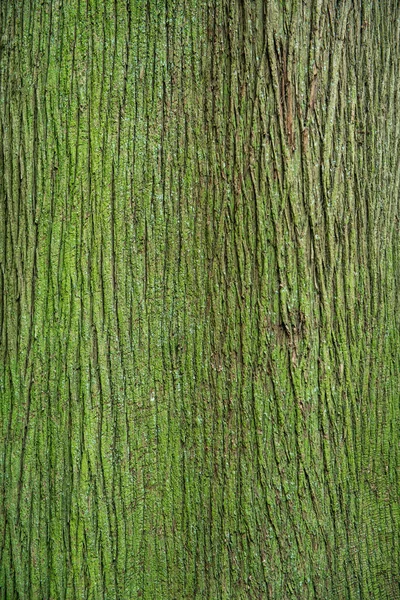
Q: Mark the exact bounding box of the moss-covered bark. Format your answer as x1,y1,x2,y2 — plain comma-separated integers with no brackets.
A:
1,0,399,598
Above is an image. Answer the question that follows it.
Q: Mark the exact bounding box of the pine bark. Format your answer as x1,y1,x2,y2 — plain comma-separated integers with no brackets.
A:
1,1,399,598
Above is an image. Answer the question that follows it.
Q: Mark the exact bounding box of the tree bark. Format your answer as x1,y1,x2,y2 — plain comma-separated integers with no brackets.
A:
1,0,399,598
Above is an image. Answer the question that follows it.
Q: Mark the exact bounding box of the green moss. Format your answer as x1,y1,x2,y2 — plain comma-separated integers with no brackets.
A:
0,0,399,598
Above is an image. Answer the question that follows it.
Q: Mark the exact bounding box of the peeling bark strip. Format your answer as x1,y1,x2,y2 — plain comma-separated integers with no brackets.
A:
0,1,399,598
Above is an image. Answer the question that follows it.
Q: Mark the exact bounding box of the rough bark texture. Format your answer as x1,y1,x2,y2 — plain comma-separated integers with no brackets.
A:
1,1,399,598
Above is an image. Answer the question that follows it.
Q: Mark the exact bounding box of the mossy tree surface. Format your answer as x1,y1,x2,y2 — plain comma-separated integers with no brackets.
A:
1,0,399,598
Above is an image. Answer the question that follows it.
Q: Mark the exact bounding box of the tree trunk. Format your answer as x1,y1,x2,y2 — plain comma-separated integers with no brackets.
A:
1,1,399,598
